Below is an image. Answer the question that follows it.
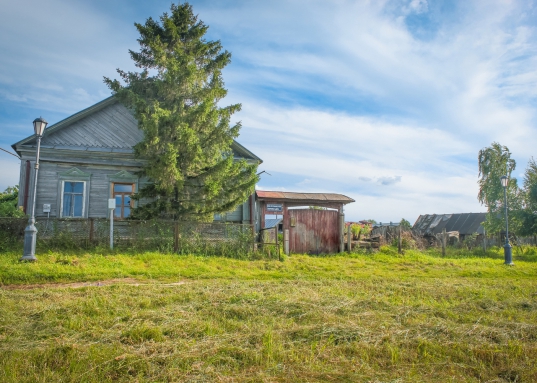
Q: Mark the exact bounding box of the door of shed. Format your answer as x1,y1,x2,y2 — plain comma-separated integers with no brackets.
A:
288,208,339,254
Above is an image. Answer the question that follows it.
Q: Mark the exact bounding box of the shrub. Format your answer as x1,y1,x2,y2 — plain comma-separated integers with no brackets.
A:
0,186,25,218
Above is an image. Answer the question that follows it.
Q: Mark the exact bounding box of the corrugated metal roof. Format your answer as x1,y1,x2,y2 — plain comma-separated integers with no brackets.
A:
256,190,354,204
413,213,487,235
264,218,282,229
374,222,400,227
12,97,263,163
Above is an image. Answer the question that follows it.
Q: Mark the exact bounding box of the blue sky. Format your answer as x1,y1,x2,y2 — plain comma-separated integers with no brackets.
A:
1,0,537,223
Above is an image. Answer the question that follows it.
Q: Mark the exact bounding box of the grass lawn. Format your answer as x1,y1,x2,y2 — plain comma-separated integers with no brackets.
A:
0,247,536,382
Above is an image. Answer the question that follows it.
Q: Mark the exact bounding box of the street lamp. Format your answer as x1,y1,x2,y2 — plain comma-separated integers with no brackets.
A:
21,117,48,261
500,175,513,266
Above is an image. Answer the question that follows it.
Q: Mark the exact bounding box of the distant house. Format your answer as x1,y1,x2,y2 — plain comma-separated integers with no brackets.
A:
11,97,262,222
370,221,400,237
412,213,487,240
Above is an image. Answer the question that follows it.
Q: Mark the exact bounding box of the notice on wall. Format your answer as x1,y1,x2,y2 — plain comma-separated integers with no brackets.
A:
266,203,283,212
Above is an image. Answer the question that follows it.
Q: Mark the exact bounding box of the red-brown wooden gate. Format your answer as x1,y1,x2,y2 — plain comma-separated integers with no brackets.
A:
288,208,339,254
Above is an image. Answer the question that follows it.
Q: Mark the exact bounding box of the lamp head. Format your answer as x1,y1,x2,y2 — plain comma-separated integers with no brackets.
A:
500,175,508,188
33,117,48,136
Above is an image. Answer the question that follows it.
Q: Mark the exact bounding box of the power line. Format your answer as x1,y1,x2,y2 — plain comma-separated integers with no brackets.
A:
0,147,20,159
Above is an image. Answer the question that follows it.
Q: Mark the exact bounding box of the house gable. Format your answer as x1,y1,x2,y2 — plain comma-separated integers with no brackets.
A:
13,97,262,163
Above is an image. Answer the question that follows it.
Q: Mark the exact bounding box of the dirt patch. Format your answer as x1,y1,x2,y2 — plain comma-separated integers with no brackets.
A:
1,278,187,290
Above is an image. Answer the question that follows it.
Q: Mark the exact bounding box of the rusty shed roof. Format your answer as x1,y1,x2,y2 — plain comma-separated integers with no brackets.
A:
256,190,355,204
413,213,487,236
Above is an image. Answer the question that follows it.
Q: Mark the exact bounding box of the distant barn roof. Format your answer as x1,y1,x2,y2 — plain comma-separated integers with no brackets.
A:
256,190,354,204
413,213,487,236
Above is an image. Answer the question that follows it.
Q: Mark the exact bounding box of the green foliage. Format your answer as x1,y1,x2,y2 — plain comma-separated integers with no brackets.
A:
519,158,537,236
478,142,516,207
104,3,258,221
0,186,24,218
478,144,537,236
478,143,523,234
390,236,417,250
360,224,371,237
399,218,412,230
350,224,361,239
462,232,479,249
0,187,25,251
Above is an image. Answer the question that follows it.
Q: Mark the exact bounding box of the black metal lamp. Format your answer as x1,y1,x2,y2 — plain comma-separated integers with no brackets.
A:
33,117,47,136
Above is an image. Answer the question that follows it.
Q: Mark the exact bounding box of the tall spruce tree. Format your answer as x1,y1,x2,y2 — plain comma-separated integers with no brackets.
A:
104,3,258,221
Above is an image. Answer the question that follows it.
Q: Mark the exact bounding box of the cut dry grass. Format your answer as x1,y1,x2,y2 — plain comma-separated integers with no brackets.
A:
0,247,536,382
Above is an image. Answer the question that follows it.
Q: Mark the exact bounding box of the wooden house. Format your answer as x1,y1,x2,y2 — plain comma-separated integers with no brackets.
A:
11,97,262,223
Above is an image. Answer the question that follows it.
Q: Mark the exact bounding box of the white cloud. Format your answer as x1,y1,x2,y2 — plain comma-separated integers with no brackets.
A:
378,176,402,186
407,0,429,14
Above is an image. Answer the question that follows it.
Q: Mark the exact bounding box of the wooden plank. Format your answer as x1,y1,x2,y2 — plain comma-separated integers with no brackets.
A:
289,209,339,254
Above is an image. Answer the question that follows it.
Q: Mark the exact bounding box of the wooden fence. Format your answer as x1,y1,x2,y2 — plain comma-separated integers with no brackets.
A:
0,217,255,256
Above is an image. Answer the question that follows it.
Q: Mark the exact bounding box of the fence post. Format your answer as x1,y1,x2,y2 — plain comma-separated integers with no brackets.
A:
109,209,114,250
284,229,289,255
276,226,280,261
89,218,94,244
483,228,487,252
108,199,116,250
347,224,352,253
441,228,446,257
339,212,345,253
173,222,179,253
251,223,256,253
398,226,402,254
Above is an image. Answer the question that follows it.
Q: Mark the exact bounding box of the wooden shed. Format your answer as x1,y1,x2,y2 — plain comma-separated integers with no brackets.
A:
256,191,355,254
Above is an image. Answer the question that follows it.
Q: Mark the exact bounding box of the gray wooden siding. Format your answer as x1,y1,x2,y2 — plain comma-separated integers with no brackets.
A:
41,103,143,149
213,201,251,223
27,161,140,219
25,158,248,221
17,159,28,208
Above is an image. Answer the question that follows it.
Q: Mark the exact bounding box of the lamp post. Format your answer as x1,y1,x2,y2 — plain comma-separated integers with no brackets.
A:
21,117,48,261
500,175,513,266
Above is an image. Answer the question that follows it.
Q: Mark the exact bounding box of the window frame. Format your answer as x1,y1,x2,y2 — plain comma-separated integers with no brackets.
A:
112,182,134,219
59,180,86,218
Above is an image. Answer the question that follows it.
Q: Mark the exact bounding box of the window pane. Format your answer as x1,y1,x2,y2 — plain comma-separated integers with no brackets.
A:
124,207,130,218
73,195,83,217
64,182,84,193
73,182,84,193
115,196,122,206
114,184,133,193
124,196,131,206
63,195,72,216
114,207,121,218
64,182,75,193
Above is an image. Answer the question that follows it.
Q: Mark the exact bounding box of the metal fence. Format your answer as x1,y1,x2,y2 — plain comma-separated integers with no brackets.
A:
0,217,255,257
258,226,281,260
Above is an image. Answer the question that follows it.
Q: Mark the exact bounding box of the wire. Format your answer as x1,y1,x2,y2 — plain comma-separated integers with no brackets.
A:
0,147,20,159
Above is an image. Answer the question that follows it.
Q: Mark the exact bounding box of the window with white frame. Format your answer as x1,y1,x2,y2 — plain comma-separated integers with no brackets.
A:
61,181,85,217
